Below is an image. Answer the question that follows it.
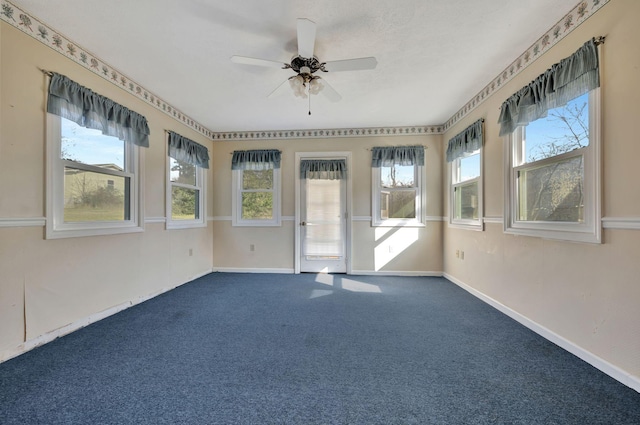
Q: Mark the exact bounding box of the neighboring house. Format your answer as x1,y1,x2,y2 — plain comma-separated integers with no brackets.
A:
63,164,125,207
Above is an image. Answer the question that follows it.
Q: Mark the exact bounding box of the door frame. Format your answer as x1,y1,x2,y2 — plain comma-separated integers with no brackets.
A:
295,151,352,274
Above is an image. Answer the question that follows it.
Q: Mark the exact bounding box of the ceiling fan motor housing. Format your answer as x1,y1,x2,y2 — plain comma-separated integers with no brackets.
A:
290,55,325,74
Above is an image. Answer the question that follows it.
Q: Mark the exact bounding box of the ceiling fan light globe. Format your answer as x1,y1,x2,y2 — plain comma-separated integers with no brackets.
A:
309,78,323,95
289,75,303,88
289,76,307,98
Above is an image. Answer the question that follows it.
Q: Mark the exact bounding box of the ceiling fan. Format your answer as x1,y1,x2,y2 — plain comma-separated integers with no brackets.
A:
231,18,377,111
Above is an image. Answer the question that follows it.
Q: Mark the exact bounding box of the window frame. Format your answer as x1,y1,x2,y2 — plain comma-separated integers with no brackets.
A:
166,156,206,229
231,166,281,227
372,163,426,227
46,114,144,239
449,149,483,230
503,89,601,243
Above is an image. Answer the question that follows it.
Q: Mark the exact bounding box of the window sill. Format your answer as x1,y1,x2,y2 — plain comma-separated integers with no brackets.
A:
504,225,601,244
45,223,144,239
449,219,484,231
166,221,207,230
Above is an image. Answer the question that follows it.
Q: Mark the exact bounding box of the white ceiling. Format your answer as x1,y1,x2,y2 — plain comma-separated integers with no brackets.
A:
14,0,579,133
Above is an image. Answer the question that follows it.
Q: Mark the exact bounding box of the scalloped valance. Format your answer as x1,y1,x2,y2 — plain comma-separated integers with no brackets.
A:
47,72,150,147
168,131,209,168
300,159,347,180
371,146,424,167
231,149,281,171
446,119,483,162
498,38,600,136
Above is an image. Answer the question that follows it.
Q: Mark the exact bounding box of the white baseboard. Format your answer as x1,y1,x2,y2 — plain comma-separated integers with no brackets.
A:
212,267,295,274
443,273,640,393
212,268,441,277
0,268,213,364
351,270,443,277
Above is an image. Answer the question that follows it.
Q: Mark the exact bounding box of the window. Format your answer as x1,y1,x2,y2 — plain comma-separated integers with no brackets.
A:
167,157,205,228
232,150,281,226
46,115,142,238
447,119,484,230
45,72,149,239
166,131,208,229
500,39,601,243
505,90,601,243
371,146,425,226
450,150,482,229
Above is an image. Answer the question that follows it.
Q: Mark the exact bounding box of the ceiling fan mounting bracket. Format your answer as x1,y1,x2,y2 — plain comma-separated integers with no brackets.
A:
287,55,327,74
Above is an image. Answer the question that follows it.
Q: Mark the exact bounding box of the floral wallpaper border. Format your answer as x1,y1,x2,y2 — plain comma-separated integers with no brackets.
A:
210,125,444,141
1,0,608,141
443,0,609,132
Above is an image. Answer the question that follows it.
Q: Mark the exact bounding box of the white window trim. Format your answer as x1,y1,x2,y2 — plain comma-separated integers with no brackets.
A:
231,167,281,227
46,114,144,239
371,164,426,227
503,89,601,243
449,150,484,231
166,157,206,230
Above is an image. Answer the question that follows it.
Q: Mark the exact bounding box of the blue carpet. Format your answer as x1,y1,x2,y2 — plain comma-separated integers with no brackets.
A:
0,273,639,424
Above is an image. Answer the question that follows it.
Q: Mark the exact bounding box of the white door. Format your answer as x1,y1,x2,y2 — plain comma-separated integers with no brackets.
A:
297,156,348,273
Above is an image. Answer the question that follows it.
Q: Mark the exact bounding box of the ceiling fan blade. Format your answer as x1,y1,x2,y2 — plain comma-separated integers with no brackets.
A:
318,78,342,102
297,18,316,58
323,57,378,72
267,79,292,99
231,56,286,69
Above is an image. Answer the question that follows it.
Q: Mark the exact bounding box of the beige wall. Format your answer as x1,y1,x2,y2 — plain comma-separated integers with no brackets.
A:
210,135,443,274
442,0,640,382
0,22,214,357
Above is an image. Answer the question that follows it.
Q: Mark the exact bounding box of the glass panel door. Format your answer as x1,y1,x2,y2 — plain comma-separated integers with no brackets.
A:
300,176,346,273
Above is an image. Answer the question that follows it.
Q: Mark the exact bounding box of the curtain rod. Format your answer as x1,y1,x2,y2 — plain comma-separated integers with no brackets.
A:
39,68,54,77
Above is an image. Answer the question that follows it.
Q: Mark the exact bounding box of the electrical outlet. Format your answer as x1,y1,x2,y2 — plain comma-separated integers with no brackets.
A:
460,251,464,260
189,248,193,256
250,244,255,252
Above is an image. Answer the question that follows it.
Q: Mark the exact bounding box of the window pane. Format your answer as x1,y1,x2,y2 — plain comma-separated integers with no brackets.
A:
381,165,414,188
242,192,273,220
454,182,479,220
61,118,125,170
170,158,196,185
171,187,199,220
457,153,480,183
524,93,589,163
243,170,273,190
63,167,129,222
381,190,416,219
518,155,584,222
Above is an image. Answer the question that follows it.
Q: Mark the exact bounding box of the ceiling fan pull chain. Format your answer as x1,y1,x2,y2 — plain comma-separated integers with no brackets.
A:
308,86,312,115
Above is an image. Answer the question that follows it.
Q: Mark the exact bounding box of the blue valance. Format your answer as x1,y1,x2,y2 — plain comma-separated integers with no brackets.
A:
300,159,347,180
231,149,281,171
446,119,484,162
371,145,424,168
498,38,600,136
47,72,150,147
168,131,209,169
